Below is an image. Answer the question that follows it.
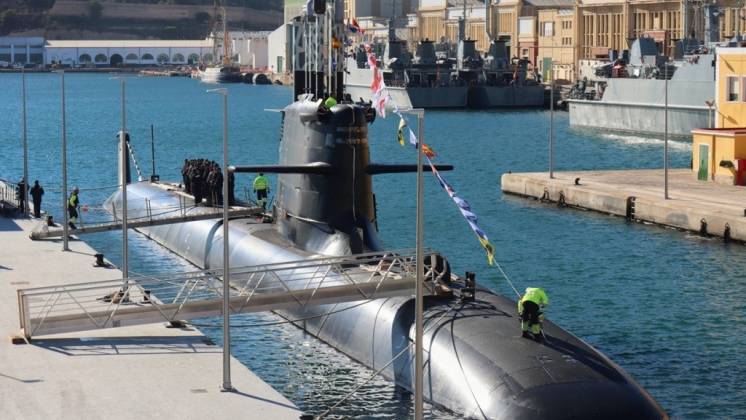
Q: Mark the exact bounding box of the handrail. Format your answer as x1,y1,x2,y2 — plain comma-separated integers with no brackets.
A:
17,249,439,338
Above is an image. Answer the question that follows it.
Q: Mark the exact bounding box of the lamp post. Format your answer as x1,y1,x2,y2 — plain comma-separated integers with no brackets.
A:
549,64,555,179
59,70,69,251
21,69,29,217
119,79,129,281
208,87,232,392
664,62,669,200
402,107,426,420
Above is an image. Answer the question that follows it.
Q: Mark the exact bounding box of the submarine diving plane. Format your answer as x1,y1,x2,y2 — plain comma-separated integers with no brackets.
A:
105,1,668,418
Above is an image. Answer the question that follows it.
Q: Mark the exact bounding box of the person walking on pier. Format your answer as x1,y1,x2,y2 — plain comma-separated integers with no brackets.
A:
253,173,269,210
16,178,26,214
518,287,549,342
68,187,80,230
30,180,44,218
182,159,191,194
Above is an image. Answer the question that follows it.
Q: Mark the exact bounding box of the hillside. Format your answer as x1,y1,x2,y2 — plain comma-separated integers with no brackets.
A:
1,0,282,39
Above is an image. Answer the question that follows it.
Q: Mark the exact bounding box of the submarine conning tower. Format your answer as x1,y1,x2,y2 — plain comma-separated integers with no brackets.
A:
275,99,380,256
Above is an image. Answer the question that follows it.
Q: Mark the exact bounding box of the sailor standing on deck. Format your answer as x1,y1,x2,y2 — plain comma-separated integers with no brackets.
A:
518,287,549,342
253,173,269,210
30,180,44,218
68,187,80,230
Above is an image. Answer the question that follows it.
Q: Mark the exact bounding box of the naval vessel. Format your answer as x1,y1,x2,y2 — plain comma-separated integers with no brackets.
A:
568,37,714,138
197,4,242,84
105,2,667,418
344,16,543,109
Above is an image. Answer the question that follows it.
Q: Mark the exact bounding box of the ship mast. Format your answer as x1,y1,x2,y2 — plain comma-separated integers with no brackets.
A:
222,6,231,66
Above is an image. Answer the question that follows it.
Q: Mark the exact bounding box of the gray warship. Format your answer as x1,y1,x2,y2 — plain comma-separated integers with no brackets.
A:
345,37,470,109
568,37,714,138
105,2,667,418
344,18,544,109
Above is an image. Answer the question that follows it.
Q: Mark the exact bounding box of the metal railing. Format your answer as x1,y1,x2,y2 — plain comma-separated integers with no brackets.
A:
0,178,21,210
17,249,438,338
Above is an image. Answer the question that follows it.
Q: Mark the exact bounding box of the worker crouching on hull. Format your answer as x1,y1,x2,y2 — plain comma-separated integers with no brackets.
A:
518,287,549,342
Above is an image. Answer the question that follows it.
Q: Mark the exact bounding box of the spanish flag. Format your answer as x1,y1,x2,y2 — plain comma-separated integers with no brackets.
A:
422,143,436,159
397,117,407,146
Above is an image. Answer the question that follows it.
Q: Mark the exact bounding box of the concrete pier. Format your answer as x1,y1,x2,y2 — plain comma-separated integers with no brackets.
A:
0,217,301,419
501,169,746,242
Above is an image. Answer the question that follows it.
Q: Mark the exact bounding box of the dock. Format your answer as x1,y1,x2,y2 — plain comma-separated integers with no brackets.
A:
501,169,746,242
0,216,301,419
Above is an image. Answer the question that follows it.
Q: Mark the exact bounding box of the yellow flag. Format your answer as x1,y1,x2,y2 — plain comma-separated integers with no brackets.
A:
397,117,406,146
479,237,495,266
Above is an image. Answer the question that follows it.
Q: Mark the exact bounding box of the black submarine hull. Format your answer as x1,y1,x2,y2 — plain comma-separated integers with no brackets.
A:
108,180,666,419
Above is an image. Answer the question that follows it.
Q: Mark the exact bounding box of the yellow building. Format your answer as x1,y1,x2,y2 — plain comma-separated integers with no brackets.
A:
536,2,578,83
405,0,746,83
691,48,746,186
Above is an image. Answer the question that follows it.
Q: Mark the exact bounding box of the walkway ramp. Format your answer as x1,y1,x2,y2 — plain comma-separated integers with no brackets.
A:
29,206,260,239
18,250,436,338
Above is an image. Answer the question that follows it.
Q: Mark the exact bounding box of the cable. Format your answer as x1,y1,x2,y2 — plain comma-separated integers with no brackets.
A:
186,299,376,329
491,261,522,299
315,301,460,419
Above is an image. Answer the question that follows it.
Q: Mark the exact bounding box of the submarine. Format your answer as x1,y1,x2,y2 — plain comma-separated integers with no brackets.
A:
104,2,668,418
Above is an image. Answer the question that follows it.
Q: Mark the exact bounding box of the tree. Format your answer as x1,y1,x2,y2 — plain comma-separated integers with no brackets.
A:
0,9,18,34
194,11,210,25
88,0,103,22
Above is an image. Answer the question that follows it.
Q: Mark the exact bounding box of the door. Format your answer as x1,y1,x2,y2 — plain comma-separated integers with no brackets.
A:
542,57,552,82
698,144,709,181
277,56,284,73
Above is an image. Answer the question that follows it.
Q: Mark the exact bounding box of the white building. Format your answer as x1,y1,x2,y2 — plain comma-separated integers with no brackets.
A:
211,31,270,68
44,39,214,66
267,23,290,73
0,37,45,65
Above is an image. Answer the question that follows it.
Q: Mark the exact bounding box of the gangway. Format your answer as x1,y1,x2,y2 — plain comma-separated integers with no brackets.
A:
17,250,438,338
29,206,261,239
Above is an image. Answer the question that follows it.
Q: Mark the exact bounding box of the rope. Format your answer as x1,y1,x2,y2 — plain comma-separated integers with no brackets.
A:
45,184,124,193
492,261,522,299
315,301,460,419
127,142,145,182
187,299,376,329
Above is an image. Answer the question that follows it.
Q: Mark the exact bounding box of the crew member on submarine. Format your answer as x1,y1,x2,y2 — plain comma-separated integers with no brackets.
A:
518,287,549,342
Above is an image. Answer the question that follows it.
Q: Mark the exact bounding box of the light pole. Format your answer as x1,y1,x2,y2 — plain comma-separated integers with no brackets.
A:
664,62,669,200
21,69,29,217
402,107,426,420
549,65,555,179
59,70,69,251
208,87,232,392
118,79,129,282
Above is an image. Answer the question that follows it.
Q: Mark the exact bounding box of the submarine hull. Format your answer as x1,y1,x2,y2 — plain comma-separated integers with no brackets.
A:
108,181,667,419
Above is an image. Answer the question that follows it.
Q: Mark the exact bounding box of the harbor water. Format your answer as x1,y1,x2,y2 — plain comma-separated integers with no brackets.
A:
1,73,744,419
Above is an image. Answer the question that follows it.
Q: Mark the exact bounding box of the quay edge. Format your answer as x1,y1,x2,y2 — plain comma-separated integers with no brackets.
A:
501,169,746,242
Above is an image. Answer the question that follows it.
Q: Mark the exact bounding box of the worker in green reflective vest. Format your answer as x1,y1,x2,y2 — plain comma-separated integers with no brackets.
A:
253,173,270,210
68,187,80,230
518,287,549,342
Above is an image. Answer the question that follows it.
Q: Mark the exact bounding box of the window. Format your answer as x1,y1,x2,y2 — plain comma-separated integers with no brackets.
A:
94,54,107,63
727,76,740,101
141,53,154,60
742,77,746,102
540,22,554,37
157,53,169,64
79,53,92,63
519,17,534,36
125,53,138,61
